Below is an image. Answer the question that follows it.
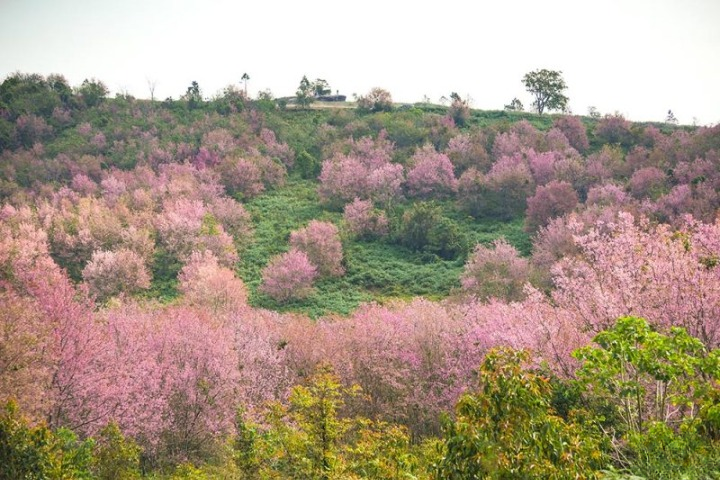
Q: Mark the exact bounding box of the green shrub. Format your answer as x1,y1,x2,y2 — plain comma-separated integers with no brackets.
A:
0,401,94,480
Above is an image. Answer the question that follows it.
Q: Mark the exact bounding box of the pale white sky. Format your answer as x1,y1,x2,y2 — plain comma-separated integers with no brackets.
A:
1,0,718,125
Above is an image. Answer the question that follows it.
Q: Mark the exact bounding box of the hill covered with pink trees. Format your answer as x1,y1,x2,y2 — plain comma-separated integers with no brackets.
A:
1,72,720,478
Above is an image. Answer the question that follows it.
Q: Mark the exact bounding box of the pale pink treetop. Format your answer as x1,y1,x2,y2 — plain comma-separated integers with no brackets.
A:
260,249,318,302
406,144,458,198
289,220,344,278
343,198,389,238
461,239,530,302
82,248,151,301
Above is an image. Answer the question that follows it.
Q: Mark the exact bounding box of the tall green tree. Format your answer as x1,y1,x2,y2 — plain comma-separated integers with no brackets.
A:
522,69,569,115
183,81,202,110
296,75,314,109
76,78,109,108
241,72,250,95
312,78,331,97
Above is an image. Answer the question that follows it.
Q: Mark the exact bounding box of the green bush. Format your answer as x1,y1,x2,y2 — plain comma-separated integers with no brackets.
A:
395,202,466,260
295,150,320,179
0,401,94,480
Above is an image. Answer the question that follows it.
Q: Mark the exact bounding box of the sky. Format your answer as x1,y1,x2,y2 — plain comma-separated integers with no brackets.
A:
1,0,719,125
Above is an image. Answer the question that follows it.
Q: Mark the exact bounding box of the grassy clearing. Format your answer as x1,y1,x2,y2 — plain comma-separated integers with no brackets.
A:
237,178,530,318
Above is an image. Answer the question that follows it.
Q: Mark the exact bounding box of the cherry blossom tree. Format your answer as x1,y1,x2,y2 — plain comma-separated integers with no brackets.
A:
594,113,633,146
260,249,318,302
82,248,151,301
289,220,344,278
461,239,530,302
343,198,389,239
458,155,535,219
217,156,265,199
318,152,404,209
259,128,294,167
178,250,248,312
525,180,579,232
629,166,667,200
551,213,720,346
356,87,393,113
492,122,542,159
552,115,589,152
100,303,240,462
406,144,458,199
315,298,486,436
445,130,491,174
0,285,51,421
155,198,238,266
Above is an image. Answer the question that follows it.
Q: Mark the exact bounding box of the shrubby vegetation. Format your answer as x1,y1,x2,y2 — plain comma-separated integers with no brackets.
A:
1,71,720,477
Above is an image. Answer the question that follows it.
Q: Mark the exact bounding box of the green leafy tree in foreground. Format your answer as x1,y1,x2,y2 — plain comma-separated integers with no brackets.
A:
522,69,569,115
574,316,720,478
0,400,94,479
92,422,141,479
574,316,720,434
255,367,358,479
436,348,604,479
242,366,430,479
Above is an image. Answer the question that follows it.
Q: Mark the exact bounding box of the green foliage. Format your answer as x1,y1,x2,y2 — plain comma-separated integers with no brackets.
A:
237,179,528,316
92,422,141,480
182,81,202,110
213,84,247,114
169,462,207,479
254,90,277,113
263,109,329,158
296,149,321,179
250,366,430,479
522,69,569,115
436,348,604,479
0,72,64,119
253,367,355,479
0,117,14,150
574,317,720,478
76,78,109,108
574,316,718,434
344,420,434,479
143,248,181,302
312,78,331,97
395,202,467,260
504,98,524,112
623,421,720,479
233,409,260,478
371,110,427,152
296,75,315,109
343,241,460,298
0,401,94,479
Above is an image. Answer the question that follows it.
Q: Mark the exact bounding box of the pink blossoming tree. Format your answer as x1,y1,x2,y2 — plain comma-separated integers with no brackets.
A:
260,249,318,302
